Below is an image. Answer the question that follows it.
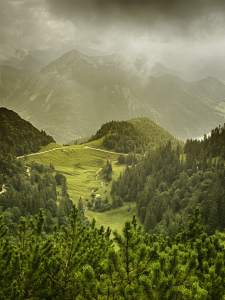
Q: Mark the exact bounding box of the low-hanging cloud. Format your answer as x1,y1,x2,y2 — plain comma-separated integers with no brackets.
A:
45,0,225,40
1,0,225,63
0,0,79,52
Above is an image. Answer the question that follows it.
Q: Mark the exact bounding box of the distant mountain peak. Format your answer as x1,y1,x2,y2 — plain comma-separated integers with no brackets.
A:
197,76,225,86
41,48,98,75
150,61,174,77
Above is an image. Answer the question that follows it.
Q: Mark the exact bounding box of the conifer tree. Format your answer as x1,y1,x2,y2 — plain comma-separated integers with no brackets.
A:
1,206,225,299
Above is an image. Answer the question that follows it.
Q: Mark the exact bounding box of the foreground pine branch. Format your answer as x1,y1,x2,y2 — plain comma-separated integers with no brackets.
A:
0,206,225,299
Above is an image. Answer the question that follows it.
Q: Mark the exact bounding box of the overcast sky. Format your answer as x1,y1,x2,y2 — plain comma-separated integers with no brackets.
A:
1,0,225,65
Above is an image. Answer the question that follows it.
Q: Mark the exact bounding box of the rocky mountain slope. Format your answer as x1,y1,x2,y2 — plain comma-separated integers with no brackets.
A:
0,49,224,144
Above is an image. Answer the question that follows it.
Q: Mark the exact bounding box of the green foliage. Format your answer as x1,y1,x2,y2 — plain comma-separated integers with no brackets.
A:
0,107,55,157
0,158,81,238
111,136,225,238
129,117,182,149
101,159,113,182
0,109,57,232
89,120,148,154
55,172,66,185
118,153,138,166
89,118,181,155
184,124,225,165
1,207,225,299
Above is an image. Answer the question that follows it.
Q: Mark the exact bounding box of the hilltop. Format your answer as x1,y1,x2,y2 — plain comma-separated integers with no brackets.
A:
88,120,148,154
87,118,181,154
128,117,181,148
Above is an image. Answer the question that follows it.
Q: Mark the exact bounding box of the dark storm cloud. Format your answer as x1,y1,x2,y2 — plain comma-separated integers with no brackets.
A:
0,0,78,51
46,0,225,38
1,0,225,59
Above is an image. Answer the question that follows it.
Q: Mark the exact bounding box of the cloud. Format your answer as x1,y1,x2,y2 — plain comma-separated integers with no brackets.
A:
0,0,225,63
0,0,79,51
45,0,225,40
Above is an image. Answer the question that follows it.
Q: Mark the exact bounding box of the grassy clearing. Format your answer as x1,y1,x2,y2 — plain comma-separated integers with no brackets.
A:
93,161,125,203
84,137,105,149
38,143,63,152
27,146,125,203
26,143,138,232
85,202,139,234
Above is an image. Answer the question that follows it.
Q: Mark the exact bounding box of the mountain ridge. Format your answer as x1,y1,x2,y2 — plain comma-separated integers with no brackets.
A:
0,49,224,144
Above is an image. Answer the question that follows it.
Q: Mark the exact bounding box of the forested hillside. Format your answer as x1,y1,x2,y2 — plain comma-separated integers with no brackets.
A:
111,124,225,238
129,117,181,149
184,124,225,166
0,109,87,242
1,109,225,298
88,118,180,154
88,120,148,153
0,107,55,156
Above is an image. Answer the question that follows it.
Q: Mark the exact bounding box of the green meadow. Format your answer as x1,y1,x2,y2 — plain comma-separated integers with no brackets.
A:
85,202,139,233
26,142,136,232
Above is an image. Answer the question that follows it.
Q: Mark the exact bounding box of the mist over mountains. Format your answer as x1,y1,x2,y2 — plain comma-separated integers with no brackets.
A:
0,47,224,144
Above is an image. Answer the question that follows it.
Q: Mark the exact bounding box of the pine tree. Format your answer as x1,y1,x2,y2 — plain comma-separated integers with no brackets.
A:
144,208,156,232
1,207,225,299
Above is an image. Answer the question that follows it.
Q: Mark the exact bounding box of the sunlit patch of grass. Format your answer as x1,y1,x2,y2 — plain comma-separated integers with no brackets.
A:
84,137,105,149
38,143,63,152
27,147,124,203
85,202,139,234
27,141,138,232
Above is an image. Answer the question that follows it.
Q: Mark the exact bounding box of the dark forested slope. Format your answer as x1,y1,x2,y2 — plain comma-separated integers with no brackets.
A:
0,107,55,156
111,124,225,238
88,118,181,154
129,117,181,148
88,120,148,153
0,108,86,241
184,124,225,167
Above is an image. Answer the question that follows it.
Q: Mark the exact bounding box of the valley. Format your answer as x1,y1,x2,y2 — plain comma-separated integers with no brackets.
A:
2,1,225,297
23,142,137,232
1,102,225,299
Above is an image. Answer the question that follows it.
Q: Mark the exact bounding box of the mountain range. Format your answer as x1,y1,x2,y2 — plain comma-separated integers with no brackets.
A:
0,48,225,144
0,45,108,72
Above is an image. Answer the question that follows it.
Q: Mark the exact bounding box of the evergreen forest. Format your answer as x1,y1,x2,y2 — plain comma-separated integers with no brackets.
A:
0,108,55,156
1,205,225,299
111,124,225,239
1,108,225,298
0,108,88,243
88,119,180,154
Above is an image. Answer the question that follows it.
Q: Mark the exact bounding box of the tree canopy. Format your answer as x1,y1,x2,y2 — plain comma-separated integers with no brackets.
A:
1,206,225,299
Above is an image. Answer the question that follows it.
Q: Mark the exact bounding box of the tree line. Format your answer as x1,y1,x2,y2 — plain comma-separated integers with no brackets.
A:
111,125,225,238
0,107,55,157
0,158,85,242
88,120,149,154
0,107,89,242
